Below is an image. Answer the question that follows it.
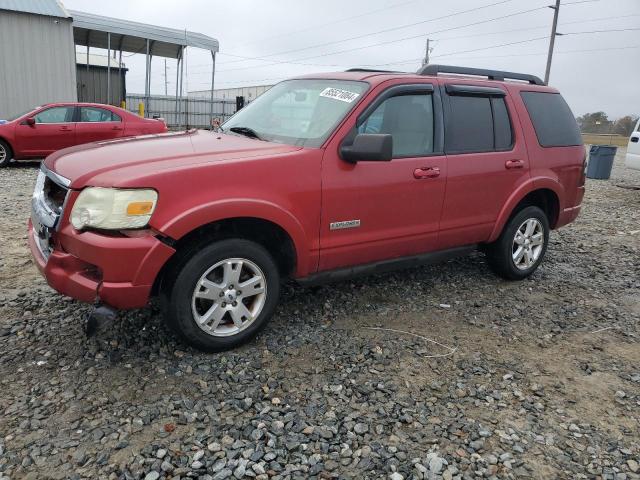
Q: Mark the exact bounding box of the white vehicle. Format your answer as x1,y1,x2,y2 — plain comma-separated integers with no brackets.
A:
626,118,640,170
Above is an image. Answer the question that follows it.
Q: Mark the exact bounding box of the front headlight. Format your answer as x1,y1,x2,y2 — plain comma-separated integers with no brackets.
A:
70,187,157,230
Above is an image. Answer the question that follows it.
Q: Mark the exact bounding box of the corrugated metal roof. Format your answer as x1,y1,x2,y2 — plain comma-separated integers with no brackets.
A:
70,10,219,58
0,0,70,18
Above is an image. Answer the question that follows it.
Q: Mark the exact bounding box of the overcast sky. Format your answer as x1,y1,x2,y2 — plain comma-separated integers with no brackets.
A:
63,0,639,119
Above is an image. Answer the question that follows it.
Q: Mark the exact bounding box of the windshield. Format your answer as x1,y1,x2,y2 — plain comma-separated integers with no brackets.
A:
222,79,369,147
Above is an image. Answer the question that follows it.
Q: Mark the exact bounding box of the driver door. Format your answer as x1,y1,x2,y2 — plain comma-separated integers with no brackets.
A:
14,106,76,157
319,83,447,271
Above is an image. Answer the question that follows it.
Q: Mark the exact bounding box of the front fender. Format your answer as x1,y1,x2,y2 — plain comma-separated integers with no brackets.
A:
152,198,314,277
487,178,564,242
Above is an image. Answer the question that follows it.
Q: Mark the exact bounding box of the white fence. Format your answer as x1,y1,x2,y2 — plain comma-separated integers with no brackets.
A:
125,95,237,129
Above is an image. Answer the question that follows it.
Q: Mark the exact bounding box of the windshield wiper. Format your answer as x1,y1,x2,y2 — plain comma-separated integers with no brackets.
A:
229,126,263,140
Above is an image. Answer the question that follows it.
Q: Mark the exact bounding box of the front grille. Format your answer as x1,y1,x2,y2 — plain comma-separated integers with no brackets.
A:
43,175,68,214
31,167,70,260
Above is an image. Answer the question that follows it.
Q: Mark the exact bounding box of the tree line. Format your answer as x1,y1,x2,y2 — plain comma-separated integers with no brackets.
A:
576,112,639,136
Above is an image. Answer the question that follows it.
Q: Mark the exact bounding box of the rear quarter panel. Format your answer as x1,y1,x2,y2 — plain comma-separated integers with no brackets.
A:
507,84,585,211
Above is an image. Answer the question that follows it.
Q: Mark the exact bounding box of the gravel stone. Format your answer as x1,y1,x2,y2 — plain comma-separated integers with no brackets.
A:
0,152,639,479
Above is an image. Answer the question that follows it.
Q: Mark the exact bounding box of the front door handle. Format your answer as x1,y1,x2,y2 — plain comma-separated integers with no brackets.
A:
59,126,71,131
505,159,524,169
414,167,440,179
112,126,123,131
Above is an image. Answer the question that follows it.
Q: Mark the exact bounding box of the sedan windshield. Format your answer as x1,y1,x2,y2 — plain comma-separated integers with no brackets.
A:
4,107,38,122
222,79,369,147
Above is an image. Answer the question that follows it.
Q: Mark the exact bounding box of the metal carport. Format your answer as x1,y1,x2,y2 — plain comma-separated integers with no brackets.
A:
69,10,219,128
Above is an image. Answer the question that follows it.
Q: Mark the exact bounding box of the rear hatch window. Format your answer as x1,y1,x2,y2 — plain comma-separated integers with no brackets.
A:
520,92,582,147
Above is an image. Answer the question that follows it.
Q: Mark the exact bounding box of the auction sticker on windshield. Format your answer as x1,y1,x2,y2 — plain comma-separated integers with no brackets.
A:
319,88,360,103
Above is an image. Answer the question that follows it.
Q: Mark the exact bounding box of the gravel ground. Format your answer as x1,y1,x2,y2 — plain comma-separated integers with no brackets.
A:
0,150,639,480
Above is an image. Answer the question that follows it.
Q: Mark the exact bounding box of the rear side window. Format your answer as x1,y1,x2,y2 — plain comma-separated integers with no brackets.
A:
493,98,513,150
79,107,121,122
520,92,582,147
445,94,513,154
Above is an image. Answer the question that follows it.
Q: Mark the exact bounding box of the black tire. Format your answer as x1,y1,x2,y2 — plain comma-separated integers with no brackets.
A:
0,140,13,167
161,238,280,352
485,206,550,280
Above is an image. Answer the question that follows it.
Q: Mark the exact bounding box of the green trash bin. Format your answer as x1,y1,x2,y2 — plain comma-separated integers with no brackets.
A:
586,145,617,180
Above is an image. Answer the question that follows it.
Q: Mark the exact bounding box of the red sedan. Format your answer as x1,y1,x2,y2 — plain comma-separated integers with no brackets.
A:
0,103,167,167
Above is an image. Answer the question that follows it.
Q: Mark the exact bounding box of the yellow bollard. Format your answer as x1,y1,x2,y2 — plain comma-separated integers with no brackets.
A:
120,100,126,109
138,102,144,118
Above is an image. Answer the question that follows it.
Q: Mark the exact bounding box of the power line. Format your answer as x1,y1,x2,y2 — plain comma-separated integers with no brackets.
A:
231,0,421,48
186,44,639,88
182,13,640,76
218,0,521,65
214,0,606,68
214,4,551,73
431,13,640,42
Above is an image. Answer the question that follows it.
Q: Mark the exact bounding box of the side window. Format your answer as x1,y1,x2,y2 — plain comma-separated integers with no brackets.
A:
445,92,513,153
492,98,513,150
80,107,121,122
446,95,493,153
520,91,582,147
358,93,434,157
34,107,74,124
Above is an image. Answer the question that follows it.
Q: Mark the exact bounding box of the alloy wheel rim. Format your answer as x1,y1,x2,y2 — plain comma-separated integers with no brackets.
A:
512,218,544,270
191,257,267,337
0,145,6,162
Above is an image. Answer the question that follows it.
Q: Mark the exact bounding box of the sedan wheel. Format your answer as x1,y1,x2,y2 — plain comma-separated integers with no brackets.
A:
0,141,12,167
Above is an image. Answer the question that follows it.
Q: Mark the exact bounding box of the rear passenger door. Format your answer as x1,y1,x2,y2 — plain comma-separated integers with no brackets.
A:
76,106,124,145
438,82,529,249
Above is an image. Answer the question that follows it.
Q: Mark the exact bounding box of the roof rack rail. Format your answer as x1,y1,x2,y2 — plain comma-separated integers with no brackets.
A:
345,68,404,73
417,64,545,86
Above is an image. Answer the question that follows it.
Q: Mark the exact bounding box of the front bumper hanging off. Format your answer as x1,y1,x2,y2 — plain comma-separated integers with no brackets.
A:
28,166,175,309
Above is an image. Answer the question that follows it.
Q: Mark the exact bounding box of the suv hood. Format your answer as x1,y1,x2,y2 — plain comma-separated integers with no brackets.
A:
45,130,302,188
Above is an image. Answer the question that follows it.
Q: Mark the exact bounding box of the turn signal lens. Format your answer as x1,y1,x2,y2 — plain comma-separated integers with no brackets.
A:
127,201,154,215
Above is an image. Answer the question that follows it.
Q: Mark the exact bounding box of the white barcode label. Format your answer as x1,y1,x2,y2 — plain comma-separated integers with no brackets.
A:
319,88,360,103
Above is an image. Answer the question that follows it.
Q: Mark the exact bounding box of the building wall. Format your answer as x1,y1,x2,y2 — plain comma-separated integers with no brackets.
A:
0,10,77,119
76,65,127,106
189,85,273,103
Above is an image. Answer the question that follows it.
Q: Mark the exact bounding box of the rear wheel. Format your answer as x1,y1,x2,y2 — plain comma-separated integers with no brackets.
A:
485,206,549,280
161,238,280,352
0,140,13,167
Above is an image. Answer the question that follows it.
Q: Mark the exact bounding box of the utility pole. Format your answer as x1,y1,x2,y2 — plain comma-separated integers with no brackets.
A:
164,59,168,96
544,0,561,85
422,38,432,66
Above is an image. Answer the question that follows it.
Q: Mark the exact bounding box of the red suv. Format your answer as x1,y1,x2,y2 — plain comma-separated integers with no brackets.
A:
28,65,585,351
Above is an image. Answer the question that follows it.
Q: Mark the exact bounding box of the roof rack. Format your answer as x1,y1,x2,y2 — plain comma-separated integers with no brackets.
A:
345,68,405,74
417,64,545,86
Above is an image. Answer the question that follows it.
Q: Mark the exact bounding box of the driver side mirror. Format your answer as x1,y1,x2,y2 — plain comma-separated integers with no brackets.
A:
24,117,36,126
340,133,393,163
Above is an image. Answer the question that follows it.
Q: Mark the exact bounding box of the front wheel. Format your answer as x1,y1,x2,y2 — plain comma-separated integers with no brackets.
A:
0,140,13,167
161,239,281,352
485,206,550,280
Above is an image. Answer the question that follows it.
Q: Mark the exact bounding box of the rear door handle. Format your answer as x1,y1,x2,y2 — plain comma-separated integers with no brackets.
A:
414,167,440,179
112,126,123,131
59,126,71,131
505,159,524,169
